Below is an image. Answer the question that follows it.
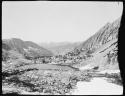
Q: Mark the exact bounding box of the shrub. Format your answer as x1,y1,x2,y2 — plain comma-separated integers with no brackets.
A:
3,68,93,95
105,73,123,86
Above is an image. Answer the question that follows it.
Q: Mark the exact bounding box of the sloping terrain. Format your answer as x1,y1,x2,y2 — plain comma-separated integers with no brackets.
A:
2,38,53,59
68,17,120,71
73,17,120,54
79,38,118,71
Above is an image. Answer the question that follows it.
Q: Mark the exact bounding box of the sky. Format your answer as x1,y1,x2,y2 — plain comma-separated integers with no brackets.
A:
2,1,123,43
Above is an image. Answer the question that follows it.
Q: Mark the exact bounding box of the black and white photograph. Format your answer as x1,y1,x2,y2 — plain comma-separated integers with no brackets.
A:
2,1,124,95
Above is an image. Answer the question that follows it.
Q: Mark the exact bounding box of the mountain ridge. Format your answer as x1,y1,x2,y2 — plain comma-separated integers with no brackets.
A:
2,38,53,59
66,17,120,71
71,17,120,55
39,42,81,55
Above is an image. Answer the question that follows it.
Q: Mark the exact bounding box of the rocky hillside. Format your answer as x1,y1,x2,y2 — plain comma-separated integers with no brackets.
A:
2,38,53,59
67,17,121,71
72,17,120,55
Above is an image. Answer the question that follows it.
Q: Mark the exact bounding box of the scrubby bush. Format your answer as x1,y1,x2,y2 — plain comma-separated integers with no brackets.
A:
2,58,32,75
8,50,25,60
105,73,123,86
2,67,93,95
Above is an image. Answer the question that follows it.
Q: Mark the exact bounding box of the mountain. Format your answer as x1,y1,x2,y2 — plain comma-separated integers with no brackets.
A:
2,38,53,59
73,18,120,55
67,17,121,71
39,42,81,55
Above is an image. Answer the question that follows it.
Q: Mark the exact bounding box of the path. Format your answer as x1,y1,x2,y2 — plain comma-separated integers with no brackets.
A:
71,77,123,95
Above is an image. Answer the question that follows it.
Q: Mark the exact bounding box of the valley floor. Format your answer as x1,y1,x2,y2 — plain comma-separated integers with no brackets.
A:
71,77,123,95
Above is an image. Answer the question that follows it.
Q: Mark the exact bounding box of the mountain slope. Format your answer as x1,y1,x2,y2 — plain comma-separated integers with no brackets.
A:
68,17,121,71
73,17,120,55
83,38,118,71
2,38,53,59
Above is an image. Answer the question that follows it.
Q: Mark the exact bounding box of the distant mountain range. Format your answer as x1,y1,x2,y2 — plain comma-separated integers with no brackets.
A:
39,42,81,55
2,38,53,59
